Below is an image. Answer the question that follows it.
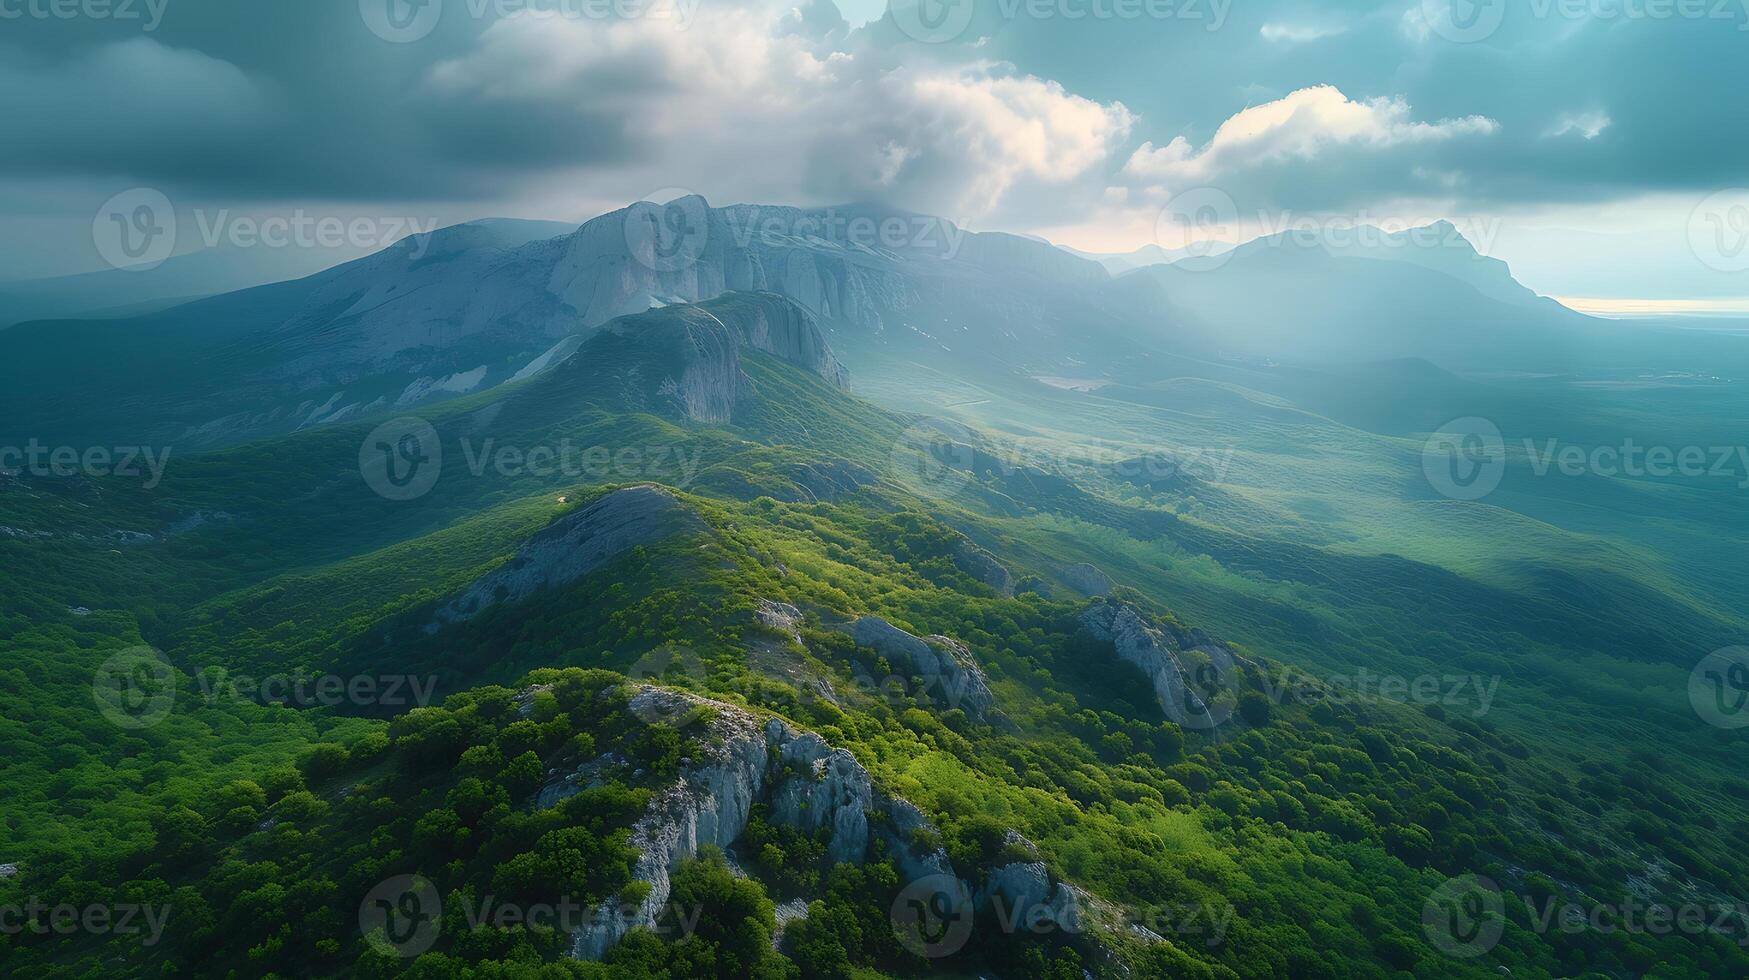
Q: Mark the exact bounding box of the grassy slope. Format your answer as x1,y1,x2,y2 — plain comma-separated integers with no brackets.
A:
3,337,1745,978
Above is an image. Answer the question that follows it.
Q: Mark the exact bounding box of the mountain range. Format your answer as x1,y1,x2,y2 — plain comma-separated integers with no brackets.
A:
4,196,1748,979
2,197,1696,453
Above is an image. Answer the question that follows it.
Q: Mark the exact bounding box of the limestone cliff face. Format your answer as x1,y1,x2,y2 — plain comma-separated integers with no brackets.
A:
848,617,995,718
550,199,918,334
563,687,952,960
430,486,701,628
553,293,847,424
1079,602,1213,729
588,308,748,424
979,859,1087,934
264,197,1108,379
706,292,848,389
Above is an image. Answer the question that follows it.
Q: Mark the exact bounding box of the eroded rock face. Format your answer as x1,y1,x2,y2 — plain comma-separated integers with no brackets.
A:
1060,562,1114,596
755,599,803,634
1080,603,1212,728
709,292,848,389
848,617,995,718
979,860,1087,935
431,486,701,628
581,307,746,424
953,540,1013,596
556,293,846,424
567,686,952,960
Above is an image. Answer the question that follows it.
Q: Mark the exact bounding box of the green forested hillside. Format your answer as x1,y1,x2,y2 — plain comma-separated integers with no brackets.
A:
3,303,1745,979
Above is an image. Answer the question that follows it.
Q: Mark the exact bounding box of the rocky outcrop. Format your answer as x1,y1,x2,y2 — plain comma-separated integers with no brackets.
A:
1081,602,1222,730
705,292,847,389
848,617,995,718
1060,562,1114,596
567,687,951,959
586,307,747,424
754,599,803,634
431,486,701,628
953,540,1013,595
558,293,847,424
978,859,1088,935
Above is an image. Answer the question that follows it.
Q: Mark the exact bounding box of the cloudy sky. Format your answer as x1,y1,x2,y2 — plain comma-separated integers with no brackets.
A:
4,0,1749,308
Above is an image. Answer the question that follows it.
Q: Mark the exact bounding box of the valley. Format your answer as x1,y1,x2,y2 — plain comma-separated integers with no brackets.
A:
2,202,1746,979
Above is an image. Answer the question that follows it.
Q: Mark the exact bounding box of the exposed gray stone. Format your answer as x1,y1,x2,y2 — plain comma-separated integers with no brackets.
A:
754,599,803,634
848,617,995,718
953,540,1013,595
1060,562,1114,596
431,486,701,628
568,686,952,960
1080,603,1213,729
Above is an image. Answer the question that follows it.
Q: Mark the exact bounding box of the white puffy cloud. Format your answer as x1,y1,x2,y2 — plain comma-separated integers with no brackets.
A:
1121,85,1498,188
421,8,1132,218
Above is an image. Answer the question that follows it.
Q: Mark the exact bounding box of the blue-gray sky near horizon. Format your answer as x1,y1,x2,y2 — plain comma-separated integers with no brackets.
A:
3,0,1748,308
